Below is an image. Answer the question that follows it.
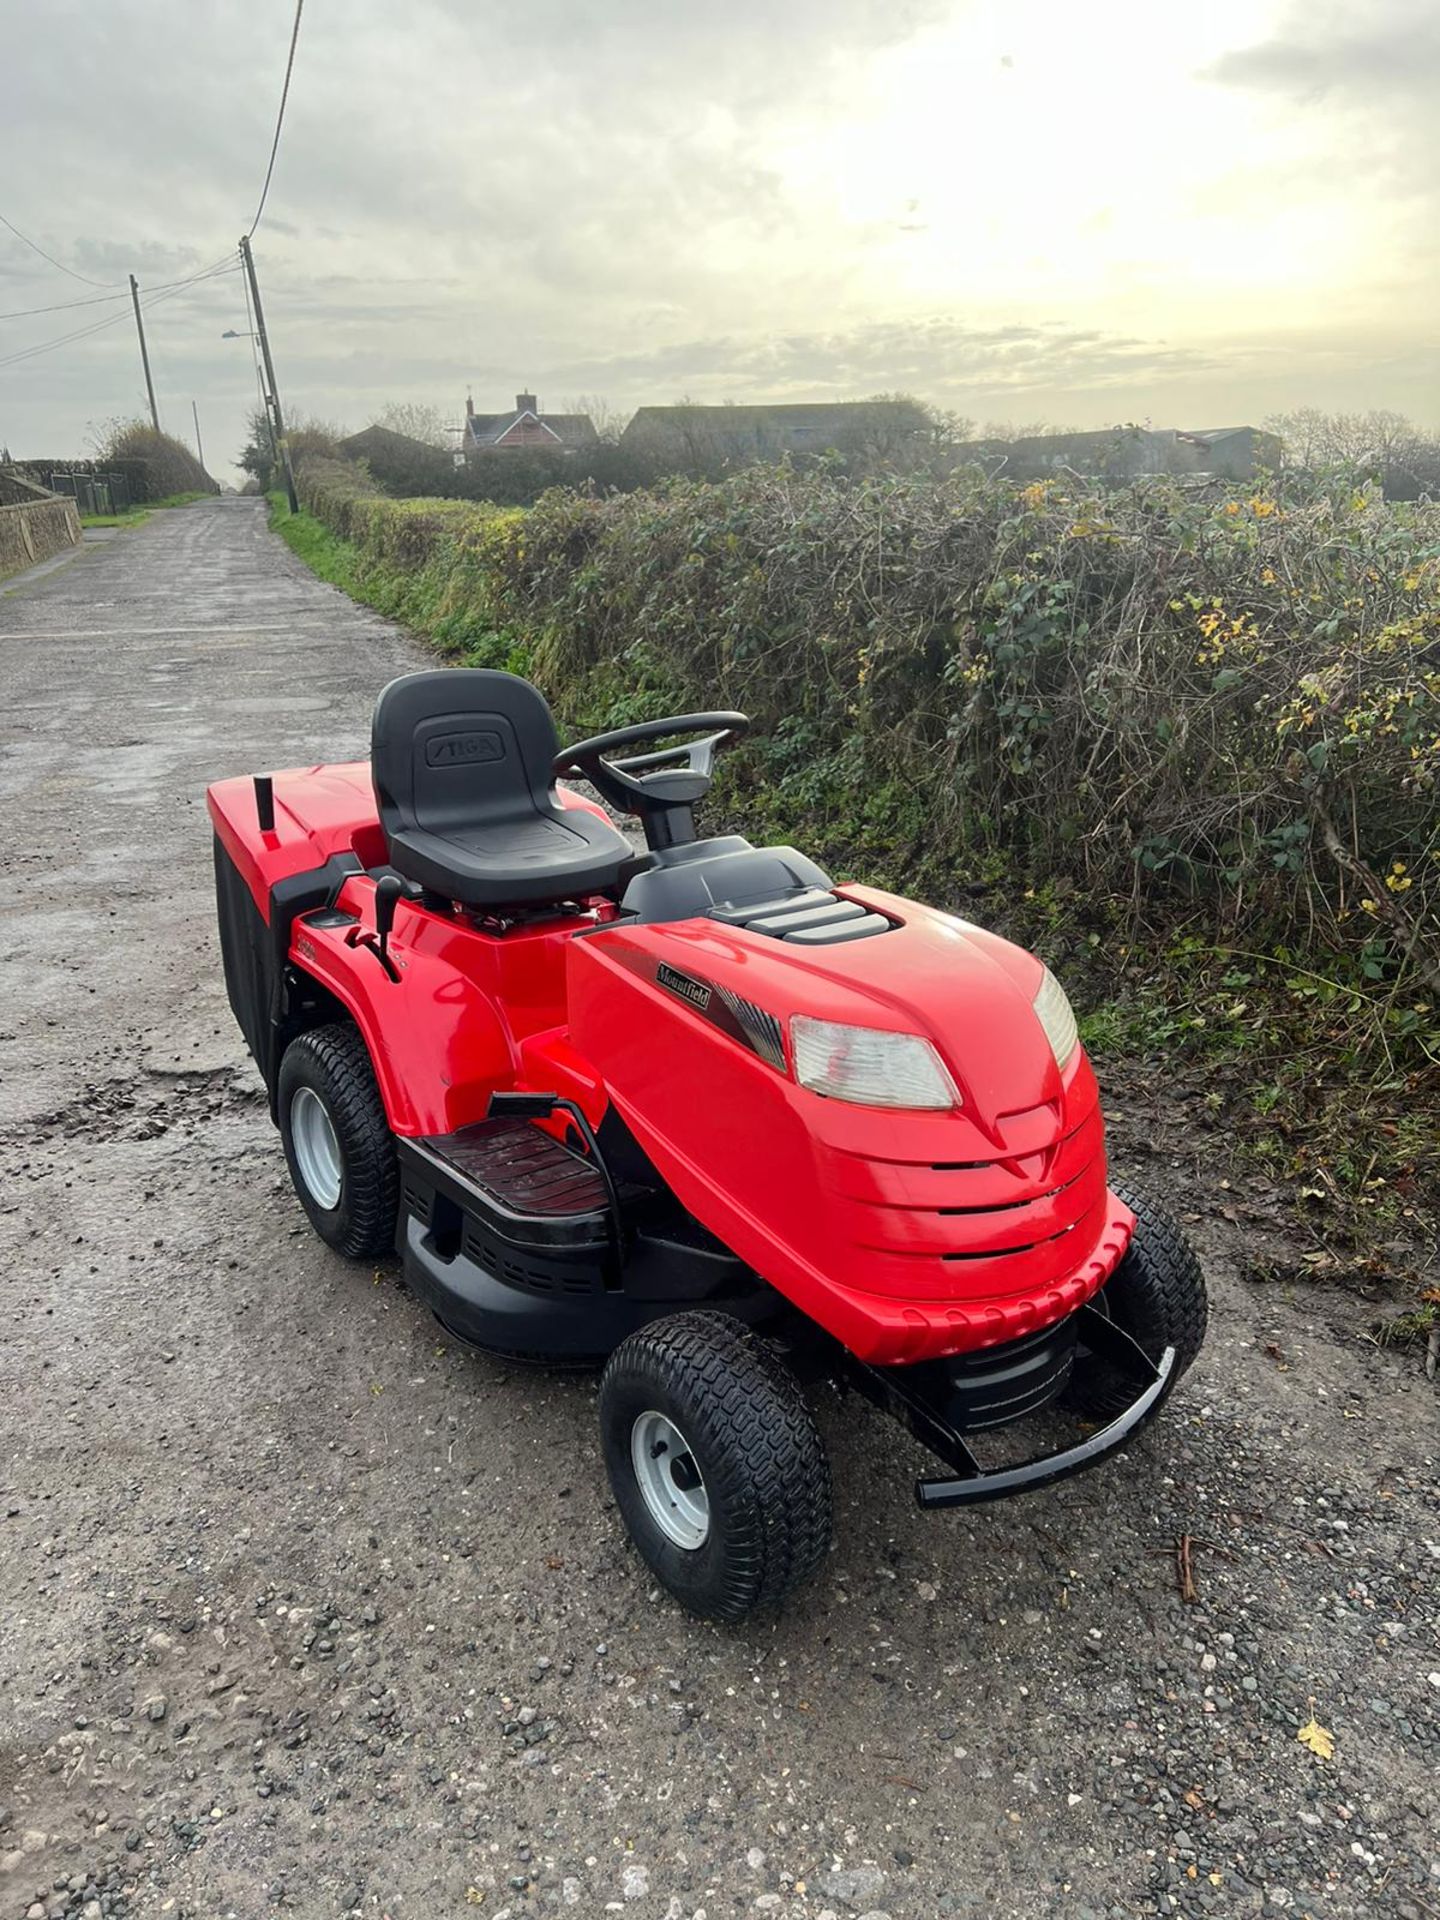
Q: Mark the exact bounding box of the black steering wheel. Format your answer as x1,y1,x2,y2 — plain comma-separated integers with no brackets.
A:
554,711,749,838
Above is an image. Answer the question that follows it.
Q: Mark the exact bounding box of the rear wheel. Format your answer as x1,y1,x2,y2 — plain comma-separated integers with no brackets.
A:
599,1312,832,1623
1066,1183,1208,1420
277,1025,398,1259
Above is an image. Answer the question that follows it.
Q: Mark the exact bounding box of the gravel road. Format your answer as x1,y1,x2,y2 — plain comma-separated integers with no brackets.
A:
1,498,1436,1920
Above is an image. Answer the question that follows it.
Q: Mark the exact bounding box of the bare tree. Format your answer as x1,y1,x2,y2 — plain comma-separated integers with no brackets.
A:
371,400,452,448
1265,408,1431,469
560,394,631,445
1261,408,1335,466
286,414,348,469
978,418,1078,442
827,394,970,473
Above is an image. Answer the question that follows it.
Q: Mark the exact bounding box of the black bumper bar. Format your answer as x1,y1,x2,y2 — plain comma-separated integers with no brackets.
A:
847,1306,1175,1510
914,1342,1174,1508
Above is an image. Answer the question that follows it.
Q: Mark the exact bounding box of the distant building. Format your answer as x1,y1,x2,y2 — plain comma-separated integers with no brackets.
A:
621,400,927,467
336,424,450,495
338,424,438,464
463,393,598,455
962,425,1282,483
1175,427,1284,480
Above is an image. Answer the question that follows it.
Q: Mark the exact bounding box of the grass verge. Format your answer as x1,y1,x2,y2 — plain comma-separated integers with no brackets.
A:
267,494,529,669
267,493,363,592
81,490,213,530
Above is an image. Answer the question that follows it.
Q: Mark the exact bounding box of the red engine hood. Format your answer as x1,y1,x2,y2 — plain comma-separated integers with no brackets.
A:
568,885,1132,1364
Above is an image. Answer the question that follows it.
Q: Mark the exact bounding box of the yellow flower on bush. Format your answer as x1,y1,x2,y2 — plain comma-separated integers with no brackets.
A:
1385,862,1413,893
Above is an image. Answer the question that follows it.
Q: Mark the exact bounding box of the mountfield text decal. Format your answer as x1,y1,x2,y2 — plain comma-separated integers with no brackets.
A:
656,963,712,1012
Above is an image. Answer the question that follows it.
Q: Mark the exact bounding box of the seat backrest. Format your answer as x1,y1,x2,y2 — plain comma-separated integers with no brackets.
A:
371,669,559,841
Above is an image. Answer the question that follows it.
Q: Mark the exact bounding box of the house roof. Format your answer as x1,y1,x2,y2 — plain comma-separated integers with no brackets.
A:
339,424,439,458
1179,426,1269,444
466,409,598,449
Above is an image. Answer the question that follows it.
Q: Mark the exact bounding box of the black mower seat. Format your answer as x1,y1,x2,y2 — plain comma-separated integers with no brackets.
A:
371,669,631,907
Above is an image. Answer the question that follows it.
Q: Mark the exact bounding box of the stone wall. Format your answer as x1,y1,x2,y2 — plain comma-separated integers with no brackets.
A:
0,470,83,581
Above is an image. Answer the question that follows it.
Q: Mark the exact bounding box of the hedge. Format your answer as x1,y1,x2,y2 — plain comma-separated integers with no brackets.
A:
296,457,1439,1008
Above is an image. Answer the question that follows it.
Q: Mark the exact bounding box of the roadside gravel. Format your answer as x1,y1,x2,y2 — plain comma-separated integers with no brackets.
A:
1,500,1436,1920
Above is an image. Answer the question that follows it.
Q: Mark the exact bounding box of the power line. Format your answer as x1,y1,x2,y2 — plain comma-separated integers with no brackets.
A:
0,259,237,324
247,0,305,238
1,0,306,383
0,257,240,371
0,305,135,372
0,209,122,289
0,288,132,322
139,256,243,313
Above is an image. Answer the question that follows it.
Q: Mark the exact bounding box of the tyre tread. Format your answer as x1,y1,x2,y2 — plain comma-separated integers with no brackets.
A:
601,1311,831,1622
279,1024,398,1259
1066,1180,1208,1418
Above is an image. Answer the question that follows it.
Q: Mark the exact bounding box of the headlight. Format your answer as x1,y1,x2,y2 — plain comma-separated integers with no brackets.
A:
790,1015,960,1109
1032,966,1078,1068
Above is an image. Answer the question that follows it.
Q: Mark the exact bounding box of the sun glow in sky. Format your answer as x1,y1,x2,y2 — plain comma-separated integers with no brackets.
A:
1,0,1436,479
793,7,1332,306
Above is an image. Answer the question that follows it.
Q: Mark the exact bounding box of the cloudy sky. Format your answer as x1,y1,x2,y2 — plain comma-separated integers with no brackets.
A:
1,0,1436,481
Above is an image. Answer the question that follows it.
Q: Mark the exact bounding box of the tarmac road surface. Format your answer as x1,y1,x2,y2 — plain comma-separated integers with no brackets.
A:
1,498,1436,1920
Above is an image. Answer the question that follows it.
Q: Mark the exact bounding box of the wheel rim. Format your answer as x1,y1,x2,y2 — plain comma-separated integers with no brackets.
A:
630,1410,710,1550
291,1086,343,1211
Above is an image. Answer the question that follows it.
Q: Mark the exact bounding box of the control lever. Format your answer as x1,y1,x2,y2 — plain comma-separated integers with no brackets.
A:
374,873,402,977
347,874,404,981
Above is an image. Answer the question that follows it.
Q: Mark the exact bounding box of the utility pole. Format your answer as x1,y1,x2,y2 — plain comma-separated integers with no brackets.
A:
191,400,205,473
129,274,160,433
239,235,298,513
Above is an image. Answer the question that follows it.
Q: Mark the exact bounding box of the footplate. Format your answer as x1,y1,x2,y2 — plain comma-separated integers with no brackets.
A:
407,1118,609,1250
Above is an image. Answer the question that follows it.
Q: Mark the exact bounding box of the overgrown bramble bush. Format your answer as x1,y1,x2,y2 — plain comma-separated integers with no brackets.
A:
297,457,1439,1008
507,469,1437,994
97,421,216,499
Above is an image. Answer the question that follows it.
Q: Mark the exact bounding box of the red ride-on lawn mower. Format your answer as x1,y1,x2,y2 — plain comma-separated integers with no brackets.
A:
209,669,1207,1621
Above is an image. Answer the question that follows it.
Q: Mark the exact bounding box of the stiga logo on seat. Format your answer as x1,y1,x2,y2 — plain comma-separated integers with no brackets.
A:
657,963,712,1012
426,729,504,768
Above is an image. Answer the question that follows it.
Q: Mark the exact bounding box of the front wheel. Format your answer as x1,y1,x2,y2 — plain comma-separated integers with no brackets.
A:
1066,1183,1208,1420
599,1312,832,1623
277,1025,398,1259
